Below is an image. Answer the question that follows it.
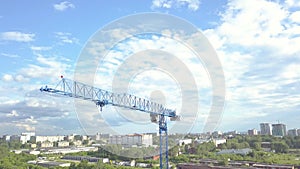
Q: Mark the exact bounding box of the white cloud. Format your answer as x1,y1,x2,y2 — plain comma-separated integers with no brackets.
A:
285,0,300,7
211,0,300,57
0,31,35,42
53,1,75,11
280,63,300,80
290,11,300,23
16,123,35,132
88,33,211,133
152,0,200,11
30,46,52,51
2,74,29,83
1,52,19,58
6,110,19,117
25,116,37,124
2,74,13,82
55,32,79,44
15,74,29,82
19,55,70,80
217,0,287,46
199,0,300,131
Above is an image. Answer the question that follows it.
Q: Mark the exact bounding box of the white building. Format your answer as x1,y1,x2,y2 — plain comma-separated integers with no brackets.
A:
248,129,258,136
73,140,83,146
109,135,122,145
41,142,53,148
3,135,10,141
66,135,75,141
58,141,70,147
95,133,101,141
213,138,227,147
177,139,192,146
260,123,272,135
109,134,153,147
32,136,65,143
20,132,35,144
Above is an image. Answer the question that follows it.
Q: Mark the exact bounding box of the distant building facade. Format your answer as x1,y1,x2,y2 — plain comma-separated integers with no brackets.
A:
217,148,252,155
248,129,258,136
41,142,53,148
272,123,287,137
177,139,192,146
260,123,272,135
109,134,152,147
58,141,70,147
288,128,298,137
31,135,65,143
213,138,227,147
20,132,35,144
211,131,222,137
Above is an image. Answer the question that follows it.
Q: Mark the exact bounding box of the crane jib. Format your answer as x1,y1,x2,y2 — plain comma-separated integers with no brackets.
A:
39,78,178,118
40,77,180,169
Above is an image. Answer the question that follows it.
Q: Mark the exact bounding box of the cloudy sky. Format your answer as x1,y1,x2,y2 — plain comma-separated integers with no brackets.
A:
0,0,300,136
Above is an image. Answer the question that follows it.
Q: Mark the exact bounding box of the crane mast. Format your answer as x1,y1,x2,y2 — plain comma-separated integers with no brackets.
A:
40,77,179,169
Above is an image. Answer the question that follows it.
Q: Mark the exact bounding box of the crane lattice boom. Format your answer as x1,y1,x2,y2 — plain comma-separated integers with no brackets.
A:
40,77,179,169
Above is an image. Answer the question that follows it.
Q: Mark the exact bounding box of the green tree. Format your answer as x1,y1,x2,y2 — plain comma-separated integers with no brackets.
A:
76,160,93,169
271,141,289,153
253,142,261,150
169,146,179,157
82,140,89,145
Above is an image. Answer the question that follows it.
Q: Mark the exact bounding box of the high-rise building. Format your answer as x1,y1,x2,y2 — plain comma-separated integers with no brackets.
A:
248,129,258,136
272,123,287,137
260,123,272,135
288,128,298,137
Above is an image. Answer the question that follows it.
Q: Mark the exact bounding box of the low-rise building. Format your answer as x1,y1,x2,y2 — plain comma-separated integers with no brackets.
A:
3,135,10,141
58,141,69,147
213,139,226,147
73,140,82,146
177,139,192,146
62,156,109,163
261,142,272,152
217,148,252,155
41,142,53,148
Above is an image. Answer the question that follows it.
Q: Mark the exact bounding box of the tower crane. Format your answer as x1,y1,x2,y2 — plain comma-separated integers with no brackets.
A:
40,76,179,169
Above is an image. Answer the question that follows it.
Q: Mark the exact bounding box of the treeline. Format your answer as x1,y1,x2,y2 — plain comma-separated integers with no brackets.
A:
218,135,300,153
168,135,300,165
0,142,40,169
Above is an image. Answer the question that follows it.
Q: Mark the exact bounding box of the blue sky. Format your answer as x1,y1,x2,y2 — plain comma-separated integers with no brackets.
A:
1,0,300,136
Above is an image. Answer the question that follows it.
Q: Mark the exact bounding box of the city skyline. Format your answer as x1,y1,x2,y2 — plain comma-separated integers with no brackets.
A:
1,0,300,135
1,121,299,136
